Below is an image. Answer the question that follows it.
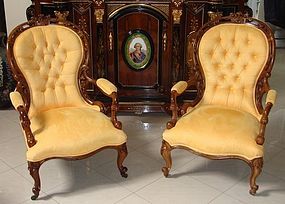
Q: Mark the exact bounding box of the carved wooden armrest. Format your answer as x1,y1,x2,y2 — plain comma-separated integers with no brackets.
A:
167,79,197,129
256,90,277,145
10,91,36,147
82,66,122,129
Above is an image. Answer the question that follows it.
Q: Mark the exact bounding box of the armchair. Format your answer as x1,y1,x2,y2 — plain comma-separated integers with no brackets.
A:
7,15,128,200
161,13,276,195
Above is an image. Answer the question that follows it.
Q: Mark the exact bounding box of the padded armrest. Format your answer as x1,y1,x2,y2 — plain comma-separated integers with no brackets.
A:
10,91,24,109
266,89,277,105
96,78,117,96
171,81,188,95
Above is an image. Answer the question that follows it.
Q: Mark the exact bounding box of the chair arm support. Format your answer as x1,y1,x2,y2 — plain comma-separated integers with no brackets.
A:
256,102,273,145
17,106,37,148
109,92,122,129
9,91,37,147
167,79,197,129
94,79,121,129
167,90,179,129
256,90,277,145
81,66,121,129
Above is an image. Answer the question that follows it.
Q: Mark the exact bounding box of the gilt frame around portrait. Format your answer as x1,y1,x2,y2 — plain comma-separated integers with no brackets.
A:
122,30,154,71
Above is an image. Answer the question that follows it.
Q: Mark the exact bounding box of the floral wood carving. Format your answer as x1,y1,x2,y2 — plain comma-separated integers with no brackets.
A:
190,17,199,31
54,11,69,24
95,9,104,23
94,0,105,7
172,0,184,8
172,9,182,24
78,16,88,32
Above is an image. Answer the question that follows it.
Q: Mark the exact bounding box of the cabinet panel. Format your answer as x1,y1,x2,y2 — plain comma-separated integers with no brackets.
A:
117,13,159,88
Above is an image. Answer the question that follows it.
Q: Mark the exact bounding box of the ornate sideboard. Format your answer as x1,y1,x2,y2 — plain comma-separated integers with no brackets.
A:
27,0,249,113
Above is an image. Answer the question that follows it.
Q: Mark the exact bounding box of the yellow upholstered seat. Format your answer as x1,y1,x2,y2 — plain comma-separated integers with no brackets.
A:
161,13,276,195
163,105,262,160
27,107,127,162
7,16,128,200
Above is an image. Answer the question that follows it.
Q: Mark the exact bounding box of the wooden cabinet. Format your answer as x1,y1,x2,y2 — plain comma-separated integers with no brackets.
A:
27,0,249,113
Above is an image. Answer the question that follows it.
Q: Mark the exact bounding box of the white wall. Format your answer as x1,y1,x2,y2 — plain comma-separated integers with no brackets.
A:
4,0,31,33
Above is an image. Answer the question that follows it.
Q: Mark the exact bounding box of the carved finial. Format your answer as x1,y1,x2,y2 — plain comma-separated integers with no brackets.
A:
54,11,69,24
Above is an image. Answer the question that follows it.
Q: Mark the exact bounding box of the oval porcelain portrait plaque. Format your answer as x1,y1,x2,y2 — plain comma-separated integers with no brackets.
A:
123,30,153,70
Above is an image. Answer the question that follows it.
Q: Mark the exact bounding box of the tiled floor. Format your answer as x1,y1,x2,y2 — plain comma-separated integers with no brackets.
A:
0,49,284,204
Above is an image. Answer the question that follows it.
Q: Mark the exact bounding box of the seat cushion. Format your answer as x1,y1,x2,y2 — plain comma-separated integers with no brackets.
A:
27,107,127,162
163,105,263,160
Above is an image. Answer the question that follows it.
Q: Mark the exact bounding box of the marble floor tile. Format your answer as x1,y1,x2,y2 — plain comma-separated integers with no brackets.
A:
136,174,221,204
172,157,249,192
96,151,163,192
226,172,285,204
46,171,131,204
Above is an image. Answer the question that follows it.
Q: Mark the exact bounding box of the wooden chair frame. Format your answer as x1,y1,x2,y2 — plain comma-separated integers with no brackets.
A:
7,15,128,200
161,12,276,195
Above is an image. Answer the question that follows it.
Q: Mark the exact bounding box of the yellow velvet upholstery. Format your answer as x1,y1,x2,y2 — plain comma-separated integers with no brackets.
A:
96,78,117,95
171,81,188,94
163,105,262,160
27,107,126,162
198,24,269,119
10,91,24,108
13,25,100,118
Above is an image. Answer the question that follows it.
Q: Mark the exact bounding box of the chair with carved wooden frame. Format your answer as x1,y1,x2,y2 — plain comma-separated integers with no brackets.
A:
7,15,128,200
161,13,276,195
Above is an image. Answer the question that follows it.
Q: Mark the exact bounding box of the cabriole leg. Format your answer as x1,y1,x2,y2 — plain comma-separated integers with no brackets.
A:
161,140,172,177
117,143,128,178
28,161,41,200
249,158,263,195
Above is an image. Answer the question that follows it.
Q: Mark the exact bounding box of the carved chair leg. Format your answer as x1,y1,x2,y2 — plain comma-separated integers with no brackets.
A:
28,161,42,200
117,143,128,178
249,157,263,195
161,140,172,177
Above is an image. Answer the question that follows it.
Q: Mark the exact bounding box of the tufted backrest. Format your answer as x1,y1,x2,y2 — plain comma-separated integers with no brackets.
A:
198,24,269,118
13,25,89,118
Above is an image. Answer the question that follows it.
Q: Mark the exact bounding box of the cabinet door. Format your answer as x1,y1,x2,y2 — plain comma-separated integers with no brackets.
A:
108,7,169,101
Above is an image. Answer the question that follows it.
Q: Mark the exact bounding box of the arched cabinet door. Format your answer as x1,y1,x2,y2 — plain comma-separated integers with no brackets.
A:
107,5,170,106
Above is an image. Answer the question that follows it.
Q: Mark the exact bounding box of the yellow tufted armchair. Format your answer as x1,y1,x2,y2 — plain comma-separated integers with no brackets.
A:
7,15,128,200
161,13,276,195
